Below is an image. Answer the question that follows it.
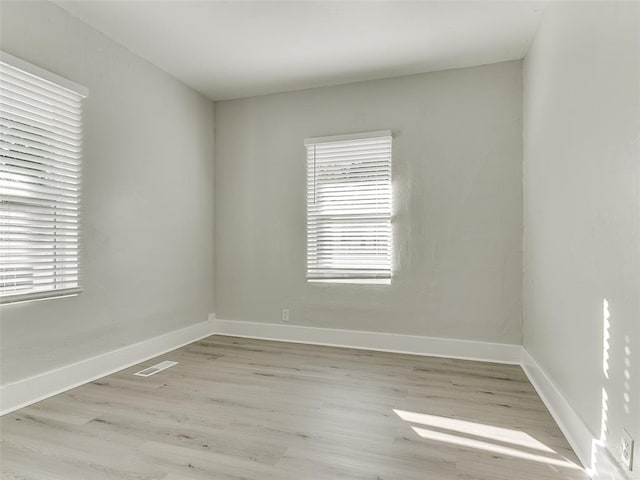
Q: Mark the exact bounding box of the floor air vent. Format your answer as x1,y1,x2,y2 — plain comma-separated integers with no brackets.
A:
134,360,178,377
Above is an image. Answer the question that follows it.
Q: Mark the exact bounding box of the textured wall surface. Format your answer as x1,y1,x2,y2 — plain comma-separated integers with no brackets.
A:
523,2,640,476
0,1,215,384
215,61,523,344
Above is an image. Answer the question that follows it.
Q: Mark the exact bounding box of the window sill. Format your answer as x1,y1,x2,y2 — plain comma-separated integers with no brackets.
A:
0,287,83,306
307,278,391,285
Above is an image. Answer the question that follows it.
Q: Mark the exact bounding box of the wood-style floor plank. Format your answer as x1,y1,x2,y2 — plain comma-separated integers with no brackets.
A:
0,335,589,479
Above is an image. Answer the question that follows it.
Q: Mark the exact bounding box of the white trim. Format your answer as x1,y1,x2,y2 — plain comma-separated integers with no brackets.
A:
0,316,520,416
308,278,391,285
0,318,213,416
521,349,594,468
0,313,625,480
0,50,89,98
212,319,523,364
521,348,628,480
0,287,83,306
304,129,392,145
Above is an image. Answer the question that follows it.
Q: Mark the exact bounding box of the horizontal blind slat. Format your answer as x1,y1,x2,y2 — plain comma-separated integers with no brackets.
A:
0,64,84,103
1,162,80,186
0,95,81,131
2,190,80,207
0,87,81,125
0,109,81,142
1,129,81,156
0,137,81,166
0,117,81,147
1,147,81,171
0,176,79,196
0,81,81,116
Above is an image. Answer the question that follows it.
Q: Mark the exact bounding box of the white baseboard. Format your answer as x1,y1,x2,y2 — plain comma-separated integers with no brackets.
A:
0,316,520,416
213,319,627,479
521,349,628,480
0,318,214,416
212,319,523,365
1,315,626,480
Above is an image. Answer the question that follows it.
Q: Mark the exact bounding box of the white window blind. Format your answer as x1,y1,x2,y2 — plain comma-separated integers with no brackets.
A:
305,131,392,283
0,52,88,304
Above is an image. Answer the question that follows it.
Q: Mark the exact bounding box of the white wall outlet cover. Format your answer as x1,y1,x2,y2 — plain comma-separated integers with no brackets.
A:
282,309,290,322
621,429,634,471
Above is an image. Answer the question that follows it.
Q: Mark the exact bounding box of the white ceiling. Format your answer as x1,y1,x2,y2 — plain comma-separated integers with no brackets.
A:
55,1,546,101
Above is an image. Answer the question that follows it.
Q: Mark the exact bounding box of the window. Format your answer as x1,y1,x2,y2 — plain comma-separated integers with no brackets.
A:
305,131,392,284
0,52,88,304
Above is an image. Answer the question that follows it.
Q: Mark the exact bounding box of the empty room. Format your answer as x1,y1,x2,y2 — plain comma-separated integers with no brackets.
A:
0,0,638,479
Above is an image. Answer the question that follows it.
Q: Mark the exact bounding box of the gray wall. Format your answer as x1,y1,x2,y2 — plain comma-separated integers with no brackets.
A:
523,1,639,475
215,61,523,344
0,1,215,384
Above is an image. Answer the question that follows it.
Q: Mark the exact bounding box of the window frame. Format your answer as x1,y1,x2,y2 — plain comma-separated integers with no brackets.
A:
0,51,88,305
304,130,393,285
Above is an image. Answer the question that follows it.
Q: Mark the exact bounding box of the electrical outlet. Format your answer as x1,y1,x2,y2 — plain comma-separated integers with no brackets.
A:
621,429,634,471
282,308,290,322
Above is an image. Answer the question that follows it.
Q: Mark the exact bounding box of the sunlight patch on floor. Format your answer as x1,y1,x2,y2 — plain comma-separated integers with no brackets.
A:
393,408,555,453
393,409,584,471
409,424,582,469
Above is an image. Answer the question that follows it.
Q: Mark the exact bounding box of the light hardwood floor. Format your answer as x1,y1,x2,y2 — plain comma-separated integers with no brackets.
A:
0,335,589,480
